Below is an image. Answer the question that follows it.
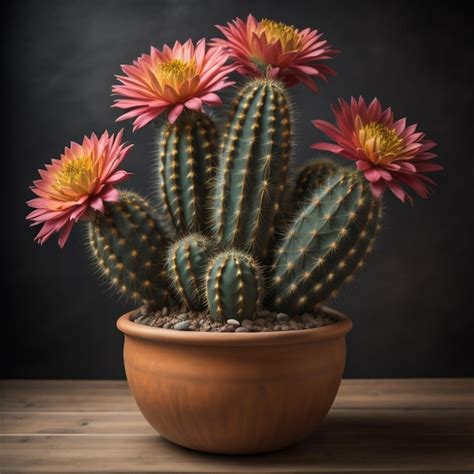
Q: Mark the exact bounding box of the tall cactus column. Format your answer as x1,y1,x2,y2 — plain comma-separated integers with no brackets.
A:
154,112,218,235
212,78,292,260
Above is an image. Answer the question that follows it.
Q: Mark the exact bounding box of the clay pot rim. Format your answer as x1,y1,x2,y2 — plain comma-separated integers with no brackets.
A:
117,306,352,347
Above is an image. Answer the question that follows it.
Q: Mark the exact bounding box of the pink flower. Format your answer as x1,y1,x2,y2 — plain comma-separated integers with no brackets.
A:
112,39,235,129
27,130,132,247
212,14,337,92
312,97,442,203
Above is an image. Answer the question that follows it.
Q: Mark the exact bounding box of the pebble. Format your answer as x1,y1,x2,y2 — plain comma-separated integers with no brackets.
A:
177,313,188,321
173,321,190,331
161,307,168,316
255,318,268,325
235,327,250,333
226,319,241,326
163,322,172,329
302,313,315,324
241,320,255,330
277,313,289,321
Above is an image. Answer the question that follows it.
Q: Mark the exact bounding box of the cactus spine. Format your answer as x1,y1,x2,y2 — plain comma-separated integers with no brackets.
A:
270,173,380,314
212,78,292,259
88,191,174,308
155,111,218,235
205,250,264,322
165,234,213,311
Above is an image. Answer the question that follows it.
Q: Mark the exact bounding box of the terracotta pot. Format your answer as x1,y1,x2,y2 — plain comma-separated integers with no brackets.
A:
117,307,352,454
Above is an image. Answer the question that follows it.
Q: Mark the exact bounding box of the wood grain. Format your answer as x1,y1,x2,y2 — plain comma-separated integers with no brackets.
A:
1,379,473,472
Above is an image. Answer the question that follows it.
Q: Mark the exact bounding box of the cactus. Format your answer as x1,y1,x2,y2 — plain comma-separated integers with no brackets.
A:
88,190,175,308
205,250,264,322
269,173,380,314
166,234,213,311
154,111,219,235
212,78,292,260
293,156,341,208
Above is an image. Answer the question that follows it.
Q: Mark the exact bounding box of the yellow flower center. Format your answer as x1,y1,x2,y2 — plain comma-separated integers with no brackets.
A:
54,156,94,191
358,121,404,164
155,59,197,88
258,19,302,52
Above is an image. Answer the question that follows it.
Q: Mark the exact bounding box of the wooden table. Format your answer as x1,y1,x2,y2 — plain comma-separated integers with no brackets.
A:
1,379,473,472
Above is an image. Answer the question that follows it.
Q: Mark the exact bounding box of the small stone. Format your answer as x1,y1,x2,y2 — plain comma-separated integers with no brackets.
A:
242,319,254,330
280,324,289,331
255,318,267,325
177,313,187,321
161,307,168,316
289,320,298,329
235,327,250,333
276,313,289,321
226,319,240,326
173,321,190,331
163,322,172,329
302,313,315,324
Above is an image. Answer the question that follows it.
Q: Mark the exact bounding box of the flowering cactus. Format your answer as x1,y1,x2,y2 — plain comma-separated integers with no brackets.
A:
27,16,442,323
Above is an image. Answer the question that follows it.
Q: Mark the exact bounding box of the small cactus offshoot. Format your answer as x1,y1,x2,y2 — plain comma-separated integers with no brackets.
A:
206,250,264,322
166,233,213,311
27,16,441,325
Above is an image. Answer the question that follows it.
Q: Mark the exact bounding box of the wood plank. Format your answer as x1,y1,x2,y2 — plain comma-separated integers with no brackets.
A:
1,434,473,472
332,378,474,410
2,379,473,411
2,410,473,436
0,380,138,412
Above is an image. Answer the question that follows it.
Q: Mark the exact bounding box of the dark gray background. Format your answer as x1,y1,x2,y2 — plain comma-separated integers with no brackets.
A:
3,0,473,378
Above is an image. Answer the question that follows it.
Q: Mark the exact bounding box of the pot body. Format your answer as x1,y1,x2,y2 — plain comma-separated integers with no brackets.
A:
117,308,352,454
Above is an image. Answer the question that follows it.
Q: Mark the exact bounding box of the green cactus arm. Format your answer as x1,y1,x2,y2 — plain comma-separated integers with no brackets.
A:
88,190,175,308
270,173,379,314
211,78,292,260
165,233,214,311
154,111,218,235
312,196,382,303
205,250,264,322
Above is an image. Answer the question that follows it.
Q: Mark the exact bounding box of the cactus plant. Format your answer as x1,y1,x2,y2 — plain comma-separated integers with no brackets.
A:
212,78,292,260
28,18,442,327
205,250,264,322
88,190,175,308
154,112,219,235
166,233,213,311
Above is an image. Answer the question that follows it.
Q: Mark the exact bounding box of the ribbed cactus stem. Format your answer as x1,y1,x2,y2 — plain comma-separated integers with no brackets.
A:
88,190,174,308
270,173,380,314
293,156,341,208
205,250,264,322
165,233,213,311
154,111,218,235
313,197,382,303
212,78,292,259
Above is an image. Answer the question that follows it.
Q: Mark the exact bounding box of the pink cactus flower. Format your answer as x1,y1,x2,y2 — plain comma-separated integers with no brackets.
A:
27,130,132,247
112,39,235,130
212,14,337,91
312,97,442,203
